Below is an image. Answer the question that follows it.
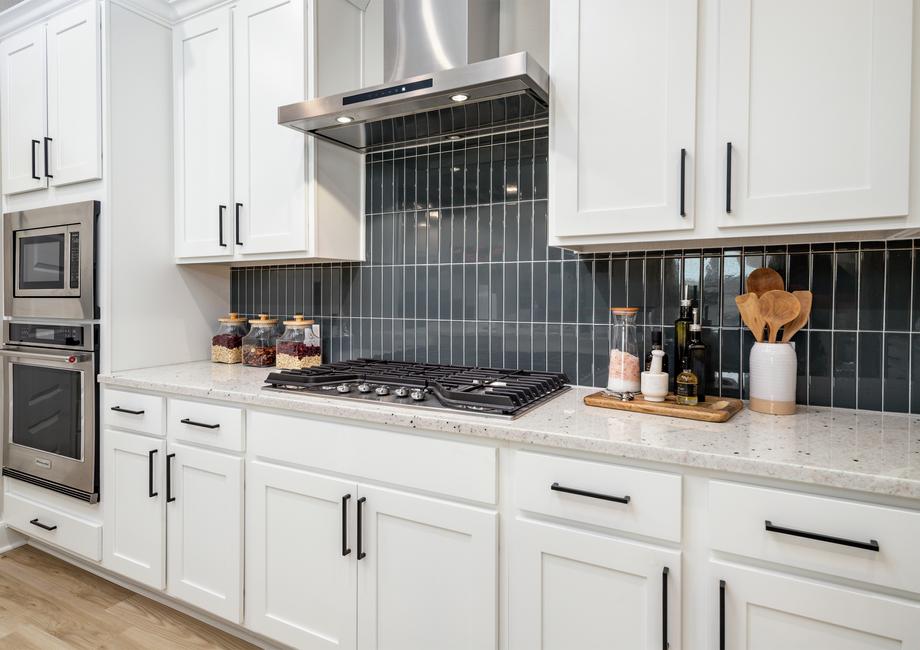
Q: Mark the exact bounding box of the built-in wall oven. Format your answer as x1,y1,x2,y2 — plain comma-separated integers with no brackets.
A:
1,322,98,502
3,201,98,321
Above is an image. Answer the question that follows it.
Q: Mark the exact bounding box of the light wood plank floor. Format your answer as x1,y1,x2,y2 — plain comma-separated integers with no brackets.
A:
0,545,259,649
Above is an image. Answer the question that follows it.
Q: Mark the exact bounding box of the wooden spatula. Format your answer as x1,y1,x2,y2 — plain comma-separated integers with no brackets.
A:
746,267,784,297
758,290,801,343
781,291,812,343
735,292,766,342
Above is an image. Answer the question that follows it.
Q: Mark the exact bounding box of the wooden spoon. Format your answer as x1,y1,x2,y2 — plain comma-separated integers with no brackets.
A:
735,292,766,342
758,290,801,343
746,267,784,297
781,290,812,343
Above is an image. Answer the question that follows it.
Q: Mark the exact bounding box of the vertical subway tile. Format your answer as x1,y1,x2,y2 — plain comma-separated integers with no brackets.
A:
562,324,578,383
505,203,519,262
463,264,477,320
885,249,912,332
477,206,491,262
547,323,562,373
857,331,883,411
720,328,741,399
451,208,464,262
644,257,663,327
662,256,682,325
859,250,885,331
477,321,490,368
593,259,610,324
832,331,857,409
518,323,533,371
518,263,533,322
593,325,610,388
810,252,833,330
477,263,491,321
531,323,547,371
701,256,721,327
721,256,742,328
884,333,910,412
532,262,548,323
912,334,920,413
534,136,548,200
627,258,645,312
808,331,832,407
504,322,518,369
490,321,504,368
786,252,810,292
577,259,594,324
562,261,578,321
427,210,440,263
833,252,858,330
791,329,808,405
463,206,477,262
504,264,518,322
577,324,594,385
532,200,548,261
518,201,533,263
913,250,920,331
547,262,562,323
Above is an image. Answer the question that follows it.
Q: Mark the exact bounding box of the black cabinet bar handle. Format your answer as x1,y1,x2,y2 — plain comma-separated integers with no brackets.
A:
725,142,732,213
31,139,40,180
166,453,176,503
235,203,243,246
662,566,669,650
43,136,52,179
180,418,220,430
30,518,57,531
111,406,145,415
719,579,725,650
342,494,352,556
356,496,366,560
679,148,686,217
219,205,227,247
764,520,879,552
148,449,158,498
550,482,630,504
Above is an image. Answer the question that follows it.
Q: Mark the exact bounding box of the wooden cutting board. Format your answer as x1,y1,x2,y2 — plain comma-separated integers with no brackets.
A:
583,391,744,423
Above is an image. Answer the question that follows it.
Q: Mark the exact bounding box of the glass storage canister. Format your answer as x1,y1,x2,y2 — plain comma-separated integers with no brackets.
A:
608,307,641,393
242,314,278,367
276,315,322,370
211,313,248,364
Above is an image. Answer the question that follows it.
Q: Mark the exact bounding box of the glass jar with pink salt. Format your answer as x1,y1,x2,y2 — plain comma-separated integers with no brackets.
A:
608,307,641,392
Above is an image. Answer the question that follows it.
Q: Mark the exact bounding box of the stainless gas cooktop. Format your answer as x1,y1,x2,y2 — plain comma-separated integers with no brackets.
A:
263,359,570,420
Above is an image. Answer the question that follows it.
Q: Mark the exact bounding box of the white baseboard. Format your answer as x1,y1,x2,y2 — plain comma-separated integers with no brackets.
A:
0,522,27,554
25,540,285,650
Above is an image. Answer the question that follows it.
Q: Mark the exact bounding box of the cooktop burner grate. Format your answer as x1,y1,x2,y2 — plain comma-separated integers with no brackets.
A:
264,359,570,419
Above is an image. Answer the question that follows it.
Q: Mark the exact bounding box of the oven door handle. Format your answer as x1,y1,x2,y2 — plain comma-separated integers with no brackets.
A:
0,348,92,363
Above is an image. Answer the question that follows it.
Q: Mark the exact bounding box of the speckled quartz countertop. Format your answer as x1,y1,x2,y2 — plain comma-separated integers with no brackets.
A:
99,362,920,500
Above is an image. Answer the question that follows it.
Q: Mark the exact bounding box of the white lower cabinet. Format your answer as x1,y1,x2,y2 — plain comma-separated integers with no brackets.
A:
166,442,243,623
245,461,358,650
509,518,680,650
714,561,920,649
356,485,498,650
102,429,166,589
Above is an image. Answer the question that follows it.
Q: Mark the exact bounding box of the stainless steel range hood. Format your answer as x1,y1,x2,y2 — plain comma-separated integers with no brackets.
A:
278,0,549,154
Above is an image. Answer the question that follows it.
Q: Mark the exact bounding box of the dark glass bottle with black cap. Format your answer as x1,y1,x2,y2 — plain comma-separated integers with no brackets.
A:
645,330,669,374
673,285,693,390
688,307,707,402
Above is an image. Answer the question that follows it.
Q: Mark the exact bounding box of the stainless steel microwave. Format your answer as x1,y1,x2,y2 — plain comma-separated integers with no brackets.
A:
3,201,98,321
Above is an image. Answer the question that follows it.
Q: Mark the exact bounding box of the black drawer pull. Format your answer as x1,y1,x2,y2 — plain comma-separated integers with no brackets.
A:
235,203,243,246
30,518,57,531
148,449,158,498
111,406,145,415
357,496,366,560
219,205,227,247
43,136,52,179
342,494,352,556
764,520,879,552
180,418,220,430
550,482,630,504
166,453,176,503
31,139,40,180
679,148,686,217
662,566,669,649
725,142,733,213
719,579,725,650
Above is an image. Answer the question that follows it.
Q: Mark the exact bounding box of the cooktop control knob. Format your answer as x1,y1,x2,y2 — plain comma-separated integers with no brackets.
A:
336,384,351,393
375,385,390,396
357,383,371,393
394,387,409,398
410,389,426,402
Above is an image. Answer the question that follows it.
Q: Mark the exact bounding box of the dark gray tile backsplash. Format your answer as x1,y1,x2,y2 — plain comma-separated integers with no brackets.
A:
231,128,920,414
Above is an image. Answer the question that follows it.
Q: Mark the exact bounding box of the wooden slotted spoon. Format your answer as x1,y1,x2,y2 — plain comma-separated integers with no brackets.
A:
735,292,766,342
746,267,784,297
781,290,813,343
758,290,801,343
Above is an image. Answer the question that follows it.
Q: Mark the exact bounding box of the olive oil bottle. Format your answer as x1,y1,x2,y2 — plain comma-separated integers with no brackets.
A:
687,308,707,403
676,357,699,406
672,285,693,390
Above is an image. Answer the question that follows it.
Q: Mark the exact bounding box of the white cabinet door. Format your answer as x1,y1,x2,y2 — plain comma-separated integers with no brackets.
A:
714,561,920,649
246,461,357,650
46,0,101,187
550,0,698,237
166,442,243,623
0,22,48,195
510,518,680,650
357,486,497,650
233,0,308,256
717,0,912,228
102,429,166,590
174,9,233,259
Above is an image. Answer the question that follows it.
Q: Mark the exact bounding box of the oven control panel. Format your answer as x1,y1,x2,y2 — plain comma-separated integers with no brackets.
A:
6,322,94,350
69,231,80,289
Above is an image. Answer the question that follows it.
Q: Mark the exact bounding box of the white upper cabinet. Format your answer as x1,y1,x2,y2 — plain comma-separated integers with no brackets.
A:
174,0,366,263
232,0,307,255
0,0,101,197
46,0,102,187
550,0,698,237
173,8,233,259
0,22,48,194
717,0,913,228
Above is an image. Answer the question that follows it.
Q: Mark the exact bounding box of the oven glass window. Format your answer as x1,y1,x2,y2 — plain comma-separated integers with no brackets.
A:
18,233,66,290
11,364,82,460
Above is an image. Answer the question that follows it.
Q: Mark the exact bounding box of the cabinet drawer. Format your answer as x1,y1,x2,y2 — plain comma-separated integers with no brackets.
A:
104,388,164,436
4,492,102,561
709,481,920,594
168,398,243,451
248,411,497,504
514,451,682,542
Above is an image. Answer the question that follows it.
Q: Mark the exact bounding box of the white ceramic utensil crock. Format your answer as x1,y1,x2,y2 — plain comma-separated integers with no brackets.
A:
749,342,797,415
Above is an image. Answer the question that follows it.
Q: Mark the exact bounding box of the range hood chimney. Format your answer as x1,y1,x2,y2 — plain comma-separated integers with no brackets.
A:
278,0,548,153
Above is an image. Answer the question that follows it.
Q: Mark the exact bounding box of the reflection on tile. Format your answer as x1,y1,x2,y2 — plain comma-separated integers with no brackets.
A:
833,252,857,330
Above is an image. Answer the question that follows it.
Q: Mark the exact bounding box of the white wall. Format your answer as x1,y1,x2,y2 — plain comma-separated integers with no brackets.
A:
499,0,549,70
